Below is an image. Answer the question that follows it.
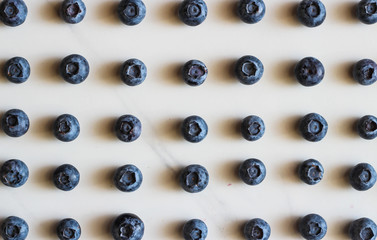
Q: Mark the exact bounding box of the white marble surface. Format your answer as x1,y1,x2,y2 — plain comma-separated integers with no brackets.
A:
1,0,377,239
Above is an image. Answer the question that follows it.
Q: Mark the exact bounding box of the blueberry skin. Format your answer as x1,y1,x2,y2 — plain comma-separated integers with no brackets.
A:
114,115,142,142
182,219,208,240
179,164,209,193
239,158,266,185
1,216,29,240
53,164,80,191
60,0,86,24
349,163,377,191
3,57,30,84
117,0,146,26
181,115,208,143
57,218,81,240
235,55,264,85
349,218,377,240
53,114,80,142
178,0,208,26
111,213,144,240
0,159,29,188
357,0,377,24
120,59,147,86
59,54,89,84
114,164,143,192
241,115,265,141
298,214,327,240
0,0,27,27
1,109,29,137
294,57,325,87
297,0,326,27
237,0,266,24
298,159,324,185
182,60,208,86
353,59,377,86
243,218,271,240
299,113,328,142
357,115,377,140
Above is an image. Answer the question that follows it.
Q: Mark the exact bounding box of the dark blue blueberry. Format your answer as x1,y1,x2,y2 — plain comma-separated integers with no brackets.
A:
299,113,328,142
357,0,377,24
294,57,325,87
297,0,326,27
349,218,377,240
181,115,208,143
0,0,27,27
179,164,209,193
298,214,327,240
1,109,29,137
114,164,143,192
1,216,28,240
353,59,377,86
178,0,208,26
60,0,86,24
117,0,146,26
0,159,28,188
237,0,266,24
349,163,376,191
111,213,144,240
3,57,30,84
298,159,324,185
239,158,266,185
120,59,147,86
241,115,265,141
243,218,271,240
53,164,80,191
182,60,208,86
182,219,208,240
53,114,80,142
235,55,264,85
357,115,377,140
59,54,89,84
114,115,142,142
57,218,81,240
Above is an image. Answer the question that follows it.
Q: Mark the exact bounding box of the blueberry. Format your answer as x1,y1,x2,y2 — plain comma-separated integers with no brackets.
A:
298,159,324,185
114,115,142,142
298,214,327,240
181,115,208,143
182,60,208,86
237,0,266,24
357,115,377,140
235,55,264,85
120,59,147,86
53,164,80,191
53,114,80,142
117,0,146,26
57,218,81,240
182,219,208,240
1,216,28,240
349,218,377,240
111,213,144,240
357,0,377,24
178,0,208,26
353,59,377,86
243,218,271,240
349,163,377,191
1,109,29,137
114,164,143,192
59,54,89,84
179,164,209,193
0,159,29,188
299,113,328,142
3,57,30,84
60,0,86,24
239,158,266,185
241,115,265,141
294,57,325,87
0,0,27,27
297,0,326,27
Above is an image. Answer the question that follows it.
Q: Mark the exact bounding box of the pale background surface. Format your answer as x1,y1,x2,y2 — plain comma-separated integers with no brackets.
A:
0,0,376,239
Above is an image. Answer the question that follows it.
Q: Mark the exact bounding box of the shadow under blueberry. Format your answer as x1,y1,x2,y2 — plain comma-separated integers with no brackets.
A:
216,160,241,185
217,118,242,140
209,58,237,84
88,214,116,238
330,2,358,23
226,219,246,239
270,60,297,85
95,61,123,86
91,166,117,190
330,219,352,238
213,0,239,23
0,59,7,83
96,1,120,25
327,165,353,188
162,220,185,239
38,219,60,238
158,62,184,86
334,117,359,138
156,118,182,141
39,1,62,23
158,166,181,191
155,1,181,25
30,116,56,140
93,117,117,140
332,61,355,85
32,165,56,189
278,160,302,183
272,2,300,26
36,58,62,83
276,216,301,237
277,115,303,140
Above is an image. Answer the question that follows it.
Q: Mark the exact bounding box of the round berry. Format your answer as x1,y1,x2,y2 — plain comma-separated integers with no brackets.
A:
117,0,146,26
298,214,327,240
239,158,266,185
178,0,208,26
353,59,377,86
57,218,81,240
53,164,80,191
237,0,266,24
3,57,30,84
235,55,264,85
357,0,377,24
241,115,265,141
294,57,325,87
120,58,147,86
60,0,86,24
1,109,29,137
0,159,29,188
243,218,271,240
182,219,208,240
181,115,208,143
111,213,144,240
59,54,90,84
182,60,208,86
297,0,326,27
357,115,377,140
53,114,80,142
298,159,324,185
299,113,328,142
114,115,142,142
179,164,209,193
349,163,376,191
0,0,28,27
114,164,143,192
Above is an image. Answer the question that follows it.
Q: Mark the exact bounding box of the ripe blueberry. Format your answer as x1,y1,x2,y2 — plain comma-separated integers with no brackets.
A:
182,219,208,240
59,54,89,84
241,115,265,141
53,164,80,191
57,218,81,240
243,218,271,240
3,57,30,84
294,57,325,87
0,0,27,27
237,0,266,24
349,217,377,240
179,164,209,193
239,158,266,185
181,115,208,143
357,115,377,140
117,0,146,26
357,0,377,24
0,159,29,188
353,59,377,86
111,213,144,240
235,55,264,85
178,0,208,26
298,214,327,240
299,113,328,142
1,216,29,240
1,109,29,137
120,58,147,86
297,0,326,27
349,163,376,191
60,0,86,24
53,114,80,142
298,159,324,185
114,164,143,192
114,115,142,142
182,60,208,86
